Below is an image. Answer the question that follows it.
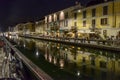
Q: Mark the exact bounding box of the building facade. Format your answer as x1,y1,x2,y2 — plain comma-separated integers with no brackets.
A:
13,0,120,40
23,22,35,35
14,22,35,36
44,0,120,39
35,20,45,36
45,5,81,38
14,23,25,35
76,0,120,39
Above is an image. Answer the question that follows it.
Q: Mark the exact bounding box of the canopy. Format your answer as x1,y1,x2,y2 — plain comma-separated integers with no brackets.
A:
77,30,95,34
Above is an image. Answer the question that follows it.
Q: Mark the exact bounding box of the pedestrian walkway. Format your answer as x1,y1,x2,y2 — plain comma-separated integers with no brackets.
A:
0,47,19,80
0,48,5,78
23,35,120,52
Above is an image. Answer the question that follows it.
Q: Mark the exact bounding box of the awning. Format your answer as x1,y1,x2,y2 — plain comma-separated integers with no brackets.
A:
67,32,74,34
77,30,95,34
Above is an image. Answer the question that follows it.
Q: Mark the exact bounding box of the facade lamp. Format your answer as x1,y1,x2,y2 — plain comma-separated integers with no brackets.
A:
78,9,81,13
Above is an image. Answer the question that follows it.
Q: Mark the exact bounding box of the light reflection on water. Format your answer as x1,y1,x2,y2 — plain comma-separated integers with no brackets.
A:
9,37,120,80
36,49,39,57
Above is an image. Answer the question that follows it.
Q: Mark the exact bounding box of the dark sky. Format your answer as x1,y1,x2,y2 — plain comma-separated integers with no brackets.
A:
0,0,91,31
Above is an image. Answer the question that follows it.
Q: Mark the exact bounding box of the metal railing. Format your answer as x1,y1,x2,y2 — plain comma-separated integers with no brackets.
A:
3,37,53,80
27,35,120,46
23,35,120,51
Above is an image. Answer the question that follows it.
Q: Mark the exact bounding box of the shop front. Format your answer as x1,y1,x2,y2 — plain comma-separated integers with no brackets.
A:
77,30,95,39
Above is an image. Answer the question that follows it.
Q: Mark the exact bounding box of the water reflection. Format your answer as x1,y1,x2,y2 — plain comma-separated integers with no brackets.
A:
35,48,39,57
10,37,120,80
23,42,26,48
77,71,80,76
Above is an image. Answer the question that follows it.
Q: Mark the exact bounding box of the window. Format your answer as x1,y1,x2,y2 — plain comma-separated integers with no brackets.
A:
60,21,64,27
52,15,54,22
82,57,86,62
74,22,77,26
100,61,107,68
64,20,68,27
83,11,86,18
103,30,107,36
57,14,59,20
92,9,96,17
74,13,77,20
47,24,49,28
60,11,64,20
53,14,57,21
101,18,108,25
103,6,108,15
44,17,48,23
49,15,52,22
91,60,95,65
83,21,86,27
118,61,120,67
92,19,96,28
65,12,68,19
66,20,68,27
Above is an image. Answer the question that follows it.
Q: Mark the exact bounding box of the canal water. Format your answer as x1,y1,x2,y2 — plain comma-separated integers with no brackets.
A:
9,36,120,80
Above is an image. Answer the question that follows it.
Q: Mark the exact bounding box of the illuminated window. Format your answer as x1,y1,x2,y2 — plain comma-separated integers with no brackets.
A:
45,16,48,23
53,14,57,21
60,11,65,20
49,15,52,22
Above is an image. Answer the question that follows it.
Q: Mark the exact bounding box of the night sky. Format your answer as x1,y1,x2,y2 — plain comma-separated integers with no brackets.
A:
0,0,91,31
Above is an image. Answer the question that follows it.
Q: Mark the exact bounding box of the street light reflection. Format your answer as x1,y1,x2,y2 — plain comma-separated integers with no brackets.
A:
23,43,26,48
60,59,64,69
36,51,39,56
49,55,52,62
53,57,57,64
77,71,80,76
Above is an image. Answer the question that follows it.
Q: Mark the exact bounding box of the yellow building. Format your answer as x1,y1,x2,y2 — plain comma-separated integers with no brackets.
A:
14,23,25,36
24,22,35,35
44,0,120,39
45,4,81,38
76,0,120,39
35,20,45,36
14,22,35,36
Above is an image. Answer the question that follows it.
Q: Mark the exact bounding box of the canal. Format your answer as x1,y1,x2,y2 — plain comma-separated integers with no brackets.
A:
8,36,120,80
